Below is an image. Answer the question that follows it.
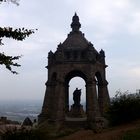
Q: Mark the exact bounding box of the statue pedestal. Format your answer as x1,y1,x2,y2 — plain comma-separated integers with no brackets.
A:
68,104,85,118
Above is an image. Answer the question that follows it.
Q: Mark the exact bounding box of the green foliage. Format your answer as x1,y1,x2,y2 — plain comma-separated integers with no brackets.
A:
0,27,35,44
0,53,21,74
0,28,36,74
0,2,37,74
107,90,140,126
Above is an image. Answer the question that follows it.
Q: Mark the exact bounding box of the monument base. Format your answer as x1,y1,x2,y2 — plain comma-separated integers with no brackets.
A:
68,104,86,118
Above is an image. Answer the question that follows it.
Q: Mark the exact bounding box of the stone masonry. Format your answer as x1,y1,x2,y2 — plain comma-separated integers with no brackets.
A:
38,13,110,129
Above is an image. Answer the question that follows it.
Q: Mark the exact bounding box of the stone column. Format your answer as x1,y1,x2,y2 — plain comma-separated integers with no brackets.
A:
86,80,100,122
38,81,56,123
98,85,103,116
65,85,69,113
55,81,65,122
98,80,110,116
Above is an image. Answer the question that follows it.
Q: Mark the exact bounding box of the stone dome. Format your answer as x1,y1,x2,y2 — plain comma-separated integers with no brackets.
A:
62,32,90,49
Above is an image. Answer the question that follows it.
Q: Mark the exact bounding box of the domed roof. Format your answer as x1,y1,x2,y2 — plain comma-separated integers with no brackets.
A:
61,13,91,50
62,32,90,49
48,14,106,66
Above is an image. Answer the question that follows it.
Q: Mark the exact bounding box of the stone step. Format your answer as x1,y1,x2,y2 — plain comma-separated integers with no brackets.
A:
65,117,88,128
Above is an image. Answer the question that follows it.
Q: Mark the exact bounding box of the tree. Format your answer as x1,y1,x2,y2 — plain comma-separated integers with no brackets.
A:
0,0,19,6
107,90,140,126
0,1,36,74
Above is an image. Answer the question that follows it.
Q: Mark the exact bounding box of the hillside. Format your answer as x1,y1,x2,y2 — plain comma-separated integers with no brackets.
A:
57,120,140,140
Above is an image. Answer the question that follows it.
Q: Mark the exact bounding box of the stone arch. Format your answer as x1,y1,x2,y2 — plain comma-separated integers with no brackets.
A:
95,71,103,86
94,71,103,97
69,77,86,110
95,71,104,115
65,70,87,84
64,70,87,114
95,71,109,116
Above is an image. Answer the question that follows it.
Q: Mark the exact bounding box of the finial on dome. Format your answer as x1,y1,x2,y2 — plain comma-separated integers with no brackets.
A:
71,13,81,32
100,49,105,57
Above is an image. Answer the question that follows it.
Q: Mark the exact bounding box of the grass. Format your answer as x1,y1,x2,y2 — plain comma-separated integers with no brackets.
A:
122,128,140,140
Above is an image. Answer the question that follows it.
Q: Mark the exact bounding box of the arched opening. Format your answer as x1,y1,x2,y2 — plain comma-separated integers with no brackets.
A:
95,72,103,86
65,70,87,118
95,72,103,115
95,72,103,97
95,77,99,98
69,77,86,111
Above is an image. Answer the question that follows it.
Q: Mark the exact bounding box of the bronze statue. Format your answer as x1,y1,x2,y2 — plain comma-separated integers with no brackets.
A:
73,88,81,106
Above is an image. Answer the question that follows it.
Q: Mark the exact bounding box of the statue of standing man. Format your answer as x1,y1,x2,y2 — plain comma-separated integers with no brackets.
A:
73,88,81,106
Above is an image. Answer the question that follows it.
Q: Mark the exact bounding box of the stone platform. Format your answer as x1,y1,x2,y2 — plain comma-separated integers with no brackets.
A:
65,117,87,128
68,104,86,118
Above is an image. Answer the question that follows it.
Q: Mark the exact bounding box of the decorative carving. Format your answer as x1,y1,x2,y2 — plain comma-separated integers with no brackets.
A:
48,51,54,65
55,50,63,61
99,49,105,64
71,13,81,32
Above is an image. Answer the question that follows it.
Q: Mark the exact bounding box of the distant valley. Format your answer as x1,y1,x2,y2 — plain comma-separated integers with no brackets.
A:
0,100,42,123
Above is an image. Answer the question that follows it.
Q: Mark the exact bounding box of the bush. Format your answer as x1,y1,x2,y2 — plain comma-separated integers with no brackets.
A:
2,128,45,140
107,90,140,126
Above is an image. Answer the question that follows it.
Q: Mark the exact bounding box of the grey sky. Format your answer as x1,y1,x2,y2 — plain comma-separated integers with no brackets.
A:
0,0,140,100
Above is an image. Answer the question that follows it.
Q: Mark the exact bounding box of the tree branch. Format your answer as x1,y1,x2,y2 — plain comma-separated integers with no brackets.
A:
0,27,36,43
0,0,19,6
0,53,21,74
0,28,37,73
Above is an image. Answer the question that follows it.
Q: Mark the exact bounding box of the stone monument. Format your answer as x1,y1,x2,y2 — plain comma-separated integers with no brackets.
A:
38,13,110,129
73,88,81,106
69,88,85,117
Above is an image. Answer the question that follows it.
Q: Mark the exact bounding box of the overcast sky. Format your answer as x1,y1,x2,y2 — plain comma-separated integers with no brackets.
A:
0,0,140,101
